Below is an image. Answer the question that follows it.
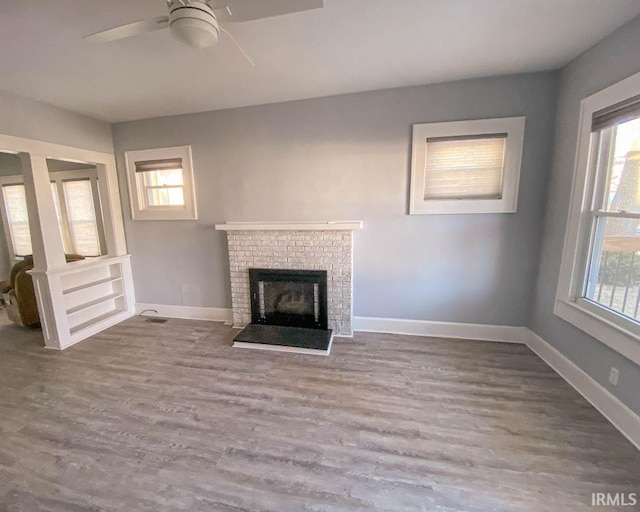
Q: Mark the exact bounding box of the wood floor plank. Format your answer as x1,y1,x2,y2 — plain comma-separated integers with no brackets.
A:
0,316,638,511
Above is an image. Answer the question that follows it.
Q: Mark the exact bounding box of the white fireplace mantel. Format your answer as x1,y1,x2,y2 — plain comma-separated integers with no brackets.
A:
215,221,363,231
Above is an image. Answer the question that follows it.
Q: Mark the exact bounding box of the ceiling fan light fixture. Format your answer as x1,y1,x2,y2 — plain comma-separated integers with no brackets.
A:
169,0,219,49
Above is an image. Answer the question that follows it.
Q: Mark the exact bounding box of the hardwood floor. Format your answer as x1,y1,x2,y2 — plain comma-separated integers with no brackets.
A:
0,316,638,511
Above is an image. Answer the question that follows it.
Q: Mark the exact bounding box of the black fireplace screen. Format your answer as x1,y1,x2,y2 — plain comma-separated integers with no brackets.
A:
249,269,328,330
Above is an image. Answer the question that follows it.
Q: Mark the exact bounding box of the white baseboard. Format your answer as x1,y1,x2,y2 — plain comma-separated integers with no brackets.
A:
353,316,529,344
526,331,640,451
135,303,233,323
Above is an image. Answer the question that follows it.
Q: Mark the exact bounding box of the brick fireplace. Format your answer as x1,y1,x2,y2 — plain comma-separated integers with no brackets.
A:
215,222,362,337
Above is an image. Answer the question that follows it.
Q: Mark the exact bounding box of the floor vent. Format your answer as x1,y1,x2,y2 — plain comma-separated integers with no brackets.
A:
144,317,169,324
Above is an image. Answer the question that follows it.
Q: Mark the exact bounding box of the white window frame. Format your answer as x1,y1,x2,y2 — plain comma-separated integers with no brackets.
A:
124,145,197,221
409,117,525,215
556,70,640,367
0,169,106,260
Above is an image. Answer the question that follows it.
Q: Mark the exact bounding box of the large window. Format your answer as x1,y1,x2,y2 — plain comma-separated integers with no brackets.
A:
1,183,32,257
583,118,640,319
0,170,105,260
556,71,640,366
410,117,525,214
125,146,197,220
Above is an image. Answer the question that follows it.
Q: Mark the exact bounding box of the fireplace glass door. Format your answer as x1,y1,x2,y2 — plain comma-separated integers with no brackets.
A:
249,269,328,330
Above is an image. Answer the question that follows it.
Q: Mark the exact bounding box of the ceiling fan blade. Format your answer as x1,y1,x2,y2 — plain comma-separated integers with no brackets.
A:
83,16,170,44
212,0,323,23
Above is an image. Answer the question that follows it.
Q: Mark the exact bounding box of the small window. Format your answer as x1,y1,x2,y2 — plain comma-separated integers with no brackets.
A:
556,71,640,366
125,146,197,220
410,117,525,214
136,158,185,208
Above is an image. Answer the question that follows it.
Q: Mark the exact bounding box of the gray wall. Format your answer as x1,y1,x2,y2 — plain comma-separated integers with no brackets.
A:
531,15,640,414
113,72,558,326
0,153,22,176
0,90,113,153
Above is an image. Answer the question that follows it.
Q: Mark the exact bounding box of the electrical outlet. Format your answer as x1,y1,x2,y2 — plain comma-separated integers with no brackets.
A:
609,367,620,386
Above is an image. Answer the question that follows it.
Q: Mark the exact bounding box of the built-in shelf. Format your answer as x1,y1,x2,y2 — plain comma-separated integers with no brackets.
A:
60,259,127,339
29,253,134,349
63,276,123,296
66,293,124,316
69,308,125,335
214,221,363,231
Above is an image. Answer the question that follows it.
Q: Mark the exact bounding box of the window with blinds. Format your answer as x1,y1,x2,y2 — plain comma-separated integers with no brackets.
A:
1,184,32,257
423,134,507,200
0,174,105,260
135,158,185,208
63,179,101,257
125,146,197,220
555,71,640,361
410,117,525,214
580,94,640,322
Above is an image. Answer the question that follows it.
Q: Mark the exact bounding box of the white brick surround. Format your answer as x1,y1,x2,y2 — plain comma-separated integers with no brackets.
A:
222,228,356,336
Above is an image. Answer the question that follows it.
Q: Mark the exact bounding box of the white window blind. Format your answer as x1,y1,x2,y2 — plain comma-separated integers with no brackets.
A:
63,179,101,257
2,184,32,257
0,173,104,261
423,134,507,200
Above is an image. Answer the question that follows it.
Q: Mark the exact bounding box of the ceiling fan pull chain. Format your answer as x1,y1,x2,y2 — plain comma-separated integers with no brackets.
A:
220,27,255,67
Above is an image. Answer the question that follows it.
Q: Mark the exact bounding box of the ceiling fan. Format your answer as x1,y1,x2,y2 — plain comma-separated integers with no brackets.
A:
83,0,324,60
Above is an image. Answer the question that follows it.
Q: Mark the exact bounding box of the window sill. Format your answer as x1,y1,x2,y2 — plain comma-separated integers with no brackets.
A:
132,209,197,221
554,298,640,365
409,197,517,215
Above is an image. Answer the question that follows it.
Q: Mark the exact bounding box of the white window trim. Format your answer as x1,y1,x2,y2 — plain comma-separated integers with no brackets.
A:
556,70,640,367
409,117,525,215
124,145,197,221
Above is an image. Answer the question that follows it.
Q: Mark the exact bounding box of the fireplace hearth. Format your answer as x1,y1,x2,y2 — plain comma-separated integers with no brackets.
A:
233,268,333,354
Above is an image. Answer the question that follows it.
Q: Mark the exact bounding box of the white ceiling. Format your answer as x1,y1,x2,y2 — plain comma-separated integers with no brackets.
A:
1,0,639,123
